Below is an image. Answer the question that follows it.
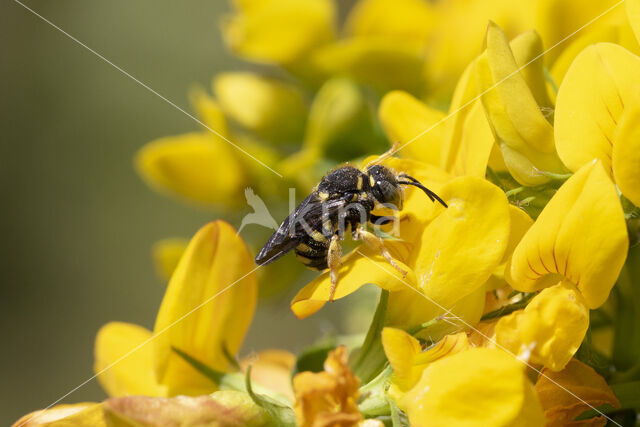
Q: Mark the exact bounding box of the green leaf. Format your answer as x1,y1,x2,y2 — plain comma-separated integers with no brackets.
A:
573,403,619,421
358,366,392,417
350,290,389,383
292,337,337,377
172,346,245,391
245,366,297,427
612,381,640,410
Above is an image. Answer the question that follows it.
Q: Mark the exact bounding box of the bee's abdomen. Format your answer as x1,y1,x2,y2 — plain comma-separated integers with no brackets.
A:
295,238,329,270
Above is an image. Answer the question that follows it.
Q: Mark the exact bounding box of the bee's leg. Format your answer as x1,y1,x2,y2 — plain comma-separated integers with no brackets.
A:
354,227,407,277
327,234,342,302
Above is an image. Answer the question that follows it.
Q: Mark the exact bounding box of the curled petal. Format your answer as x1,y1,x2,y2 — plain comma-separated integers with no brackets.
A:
535,359,621,426
213,72,306,142
221,0,335,65
381,327,423,391
398,348,545,427
378,91,446,166
383,328,469,394
495,281,590,371
94,322,166,397
506,161,628,308
153,221,257,395
555,43,640,175
477,22,566,186
135,133,246,206
612,105,640,206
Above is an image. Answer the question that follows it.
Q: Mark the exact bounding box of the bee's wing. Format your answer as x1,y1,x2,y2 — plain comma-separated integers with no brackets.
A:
254,195,347,266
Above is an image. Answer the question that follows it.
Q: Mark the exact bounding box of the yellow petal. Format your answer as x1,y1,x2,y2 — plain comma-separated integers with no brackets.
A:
555,43,640,175
290,244,414,319
536,0,624,64
240,350,296,401
151,238,188,281
378,91,446,166
629,0,640,43
213,72,306,142
440,60,495,178
612,104,640,206
381,327,423,391
94,322,166,397
135,132,246,206
344,0,433,47
12,403,103,427
411,176,510,307
487,206,534,291
153,221,257,395
506,161,628,308
477,22,567,186
383,329,470,394
302,77,366,152
535,359,621,426
308,37,425,93
221,0,335,65
188,86,229,135
495,281,590,371
399,347,545,427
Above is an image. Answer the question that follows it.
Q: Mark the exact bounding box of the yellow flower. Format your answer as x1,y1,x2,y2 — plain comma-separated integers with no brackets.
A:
291,157,511,337
11,403,104,427
506,161,628,309
555,42,640,206
94,220,257,397
135,87,281,208
477,22,567,186
499,161,627,370
293,346,362,427
398,347,545,427
381,327,469,393
494,281,590,371
213,72,307,143
535,359,621,426
221,0,336,65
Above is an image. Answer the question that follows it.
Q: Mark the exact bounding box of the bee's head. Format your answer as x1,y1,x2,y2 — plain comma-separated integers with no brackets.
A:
366,165,449,209
366,165,403,209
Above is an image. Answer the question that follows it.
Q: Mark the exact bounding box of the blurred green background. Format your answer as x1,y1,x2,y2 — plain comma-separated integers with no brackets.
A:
0,1,366,424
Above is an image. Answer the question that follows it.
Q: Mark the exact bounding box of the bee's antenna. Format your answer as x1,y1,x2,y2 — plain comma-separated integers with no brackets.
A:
397,175,448,208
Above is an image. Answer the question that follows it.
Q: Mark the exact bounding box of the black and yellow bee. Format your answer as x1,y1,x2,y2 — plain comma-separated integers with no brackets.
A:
255,146,447,300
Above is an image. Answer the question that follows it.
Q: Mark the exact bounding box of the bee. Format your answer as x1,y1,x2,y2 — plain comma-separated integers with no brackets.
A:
255,145,448,301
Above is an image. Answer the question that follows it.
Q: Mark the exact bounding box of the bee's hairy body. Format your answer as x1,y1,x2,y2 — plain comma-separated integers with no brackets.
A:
293,166,375,270
255,144,447,301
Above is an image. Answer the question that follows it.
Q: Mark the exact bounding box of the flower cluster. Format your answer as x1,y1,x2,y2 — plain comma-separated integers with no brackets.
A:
14,0,640,426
